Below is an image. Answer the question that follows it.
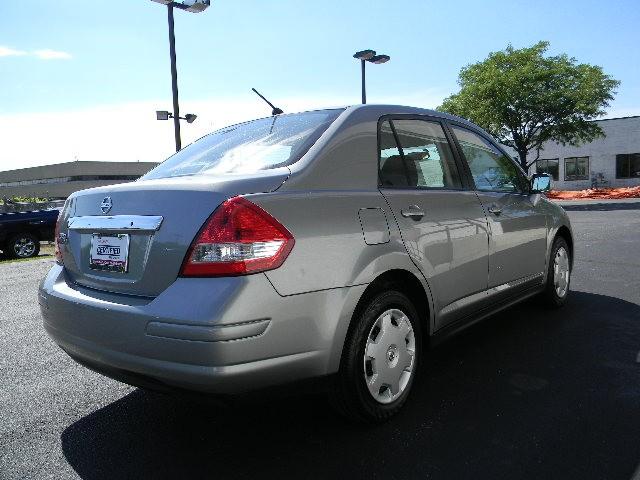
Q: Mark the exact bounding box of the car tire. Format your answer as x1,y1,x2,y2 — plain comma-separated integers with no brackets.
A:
6,233,40,259
542,236,571,308
330,290,422,423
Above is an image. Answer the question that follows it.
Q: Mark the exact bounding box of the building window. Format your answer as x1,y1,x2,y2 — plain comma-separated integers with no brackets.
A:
616,153,640,179
536,159,559,181
564,157,589,181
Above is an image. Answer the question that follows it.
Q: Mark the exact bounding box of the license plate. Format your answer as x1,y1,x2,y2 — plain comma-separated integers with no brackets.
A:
89,234,130,273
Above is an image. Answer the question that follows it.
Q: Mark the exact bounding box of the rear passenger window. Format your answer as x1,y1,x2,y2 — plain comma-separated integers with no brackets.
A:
378,119,462,189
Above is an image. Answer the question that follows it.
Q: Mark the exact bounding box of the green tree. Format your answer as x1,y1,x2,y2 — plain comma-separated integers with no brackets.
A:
439,41,620,170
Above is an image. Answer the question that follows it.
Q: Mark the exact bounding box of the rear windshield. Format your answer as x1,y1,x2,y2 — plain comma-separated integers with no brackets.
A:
143,109,344,179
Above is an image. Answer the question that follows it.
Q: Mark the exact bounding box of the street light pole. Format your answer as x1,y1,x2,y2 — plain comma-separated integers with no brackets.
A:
361,59,366,104
151,0,210,151
353,49,391,105
167,4,182,152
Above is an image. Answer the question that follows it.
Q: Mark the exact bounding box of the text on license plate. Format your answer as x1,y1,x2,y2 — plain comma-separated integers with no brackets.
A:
89,234,130,273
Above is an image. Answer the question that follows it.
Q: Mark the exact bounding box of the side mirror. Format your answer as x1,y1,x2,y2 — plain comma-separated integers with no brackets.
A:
531,173,552,193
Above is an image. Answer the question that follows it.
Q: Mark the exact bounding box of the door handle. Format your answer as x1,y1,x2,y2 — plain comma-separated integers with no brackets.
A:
487,205,502,216
401,205,425,219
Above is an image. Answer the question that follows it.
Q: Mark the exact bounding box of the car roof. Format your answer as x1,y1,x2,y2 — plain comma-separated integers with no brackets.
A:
341,103,480,130
197,104,483,140
243,104,482,132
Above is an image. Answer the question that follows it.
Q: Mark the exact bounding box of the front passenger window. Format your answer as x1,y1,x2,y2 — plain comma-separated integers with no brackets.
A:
451,126,527,193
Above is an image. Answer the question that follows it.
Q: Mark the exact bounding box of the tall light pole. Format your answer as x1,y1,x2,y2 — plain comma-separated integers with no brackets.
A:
353,49,391,104
151,1,211,151
167,4,182,151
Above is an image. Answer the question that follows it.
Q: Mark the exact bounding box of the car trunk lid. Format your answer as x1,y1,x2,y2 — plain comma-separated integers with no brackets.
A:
60,169,289,297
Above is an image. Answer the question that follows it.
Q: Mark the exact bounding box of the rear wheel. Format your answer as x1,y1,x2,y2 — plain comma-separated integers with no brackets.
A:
6,233,40,259
542,236,571,308
330,290,422,423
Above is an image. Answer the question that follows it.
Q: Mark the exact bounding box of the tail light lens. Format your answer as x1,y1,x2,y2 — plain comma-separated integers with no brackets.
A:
180,196,294,277
54,213,64,265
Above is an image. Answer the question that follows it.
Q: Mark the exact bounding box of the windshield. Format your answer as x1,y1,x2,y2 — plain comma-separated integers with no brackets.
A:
143,109,344,180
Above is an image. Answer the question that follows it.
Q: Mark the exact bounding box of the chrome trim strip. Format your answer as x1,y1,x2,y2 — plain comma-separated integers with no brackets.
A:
68,215,164,232
500,272,544,290
440,272,544,316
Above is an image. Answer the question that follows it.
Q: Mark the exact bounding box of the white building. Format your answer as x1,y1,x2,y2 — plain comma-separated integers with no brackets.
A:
526,116,640,190
0,161,158,199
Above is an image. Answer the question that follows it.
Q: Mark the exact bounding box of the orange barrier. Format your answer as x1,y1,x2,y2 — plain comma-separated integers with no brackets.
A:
547,186,640,200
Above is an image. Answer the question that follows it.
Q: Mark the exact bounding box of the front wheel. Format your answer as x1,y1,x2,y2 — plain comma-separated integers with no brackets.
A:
6,233,40,259
330,290,422,423
542,236,571,308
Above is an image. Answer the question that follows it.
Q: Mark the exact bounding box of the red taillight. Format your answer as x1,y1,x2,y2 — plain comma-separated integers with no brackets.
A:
54,214,63,265
180,196,294,277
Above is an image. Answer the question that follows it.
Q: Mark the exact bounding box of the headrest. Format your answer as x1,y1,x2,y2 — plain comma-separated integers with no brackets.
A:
380,154,418,187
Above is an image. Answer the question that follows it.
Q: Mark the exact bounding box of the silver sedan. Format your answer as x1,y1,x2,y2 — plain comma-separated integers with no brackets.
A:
40,105,572,422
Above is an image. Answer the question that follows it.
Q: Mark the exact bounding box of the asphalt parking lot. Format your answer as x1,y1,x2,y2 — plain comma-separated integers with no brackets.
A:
1,202,639,480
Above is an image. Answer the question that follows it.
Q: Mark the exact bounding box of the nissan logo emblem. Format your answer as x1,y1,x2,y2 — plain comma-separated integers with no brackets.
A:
100,197,113,214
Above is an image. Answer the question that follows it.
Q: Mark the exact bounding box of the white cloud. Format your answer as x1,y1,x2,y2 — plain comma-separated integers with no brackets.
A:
31,49,72,60
0,45,72,60
0,90,451,171
0,46,27,57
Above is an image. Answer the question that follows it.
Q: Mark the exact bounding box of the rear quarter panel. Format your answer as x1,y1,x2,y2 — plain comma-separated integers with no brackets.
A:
249,191,423,296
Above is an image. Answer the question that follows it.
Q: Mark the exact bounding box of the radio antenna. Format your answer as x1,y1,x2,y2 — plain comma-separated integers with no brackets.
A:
252,88,284,116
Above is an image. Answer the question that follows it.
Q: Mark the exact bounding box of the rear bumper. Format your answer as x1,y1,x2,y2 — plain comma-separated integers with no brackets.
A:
39,265,365,394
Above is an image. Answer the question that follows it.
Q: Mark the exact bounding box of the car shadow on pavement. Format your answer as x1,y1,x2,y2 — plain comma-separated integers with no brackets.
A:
61,291,640,480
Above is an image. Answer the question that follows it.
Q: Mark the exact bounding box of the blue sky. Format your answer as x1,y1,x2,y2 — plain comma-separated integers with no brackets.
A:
1,0,639,169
